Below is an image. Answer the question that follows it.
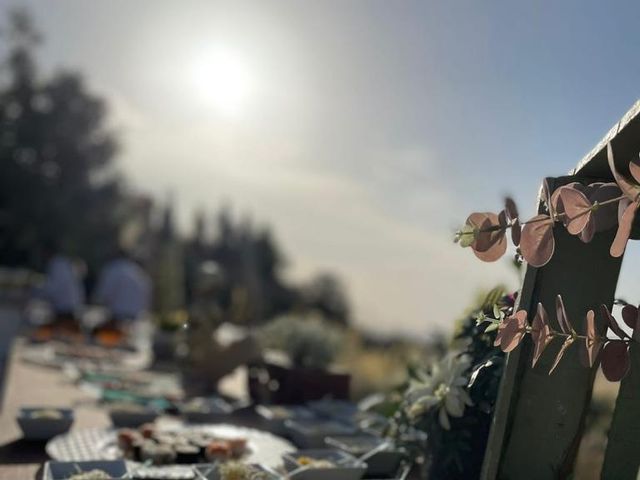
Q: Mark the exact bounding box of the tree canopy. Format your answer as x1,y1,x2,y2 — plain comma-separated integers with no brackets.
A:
0,9,123,271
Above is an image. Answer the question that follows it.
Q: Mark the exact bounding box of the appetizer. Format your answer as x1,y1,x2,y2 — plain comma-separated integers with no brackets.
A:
219,462,271,480
296,456,336,469
116,425,249,465
29,408,64,419
67,470,111,480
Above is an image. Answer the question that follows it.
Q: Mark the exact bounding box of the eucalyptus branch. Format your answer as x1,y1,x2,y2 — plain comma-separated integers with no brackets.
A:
456,193,628,239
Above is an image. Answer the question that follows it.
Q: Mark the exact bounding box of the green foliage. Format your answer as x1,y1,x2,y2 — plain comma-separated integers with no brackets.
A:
379,287,512,478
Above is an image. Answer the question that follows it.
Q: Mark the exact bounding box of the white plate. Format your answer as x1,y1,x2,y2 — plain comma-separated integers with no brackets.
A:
46,424,295,468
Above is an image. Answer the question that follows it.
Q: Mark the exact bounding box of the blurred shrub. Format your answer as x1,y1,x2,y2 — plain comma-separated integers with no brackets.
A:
258,313,344,369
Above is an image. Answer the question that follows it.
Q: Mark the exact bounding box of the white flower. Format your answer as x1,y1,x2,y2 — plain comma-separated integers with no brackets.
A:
404,352,473,430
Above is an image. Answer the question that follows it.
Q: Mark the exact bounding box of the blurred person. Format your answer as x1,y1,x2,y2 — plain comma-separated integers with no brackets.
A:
94,248,151,326
34,241,85,329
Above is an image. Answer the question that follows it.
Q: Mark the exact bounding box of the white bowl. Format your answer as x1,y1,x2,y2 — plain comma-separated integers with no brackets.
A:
285,418,357,448
255,405,316,435
283,449,367,480
325,434,405,478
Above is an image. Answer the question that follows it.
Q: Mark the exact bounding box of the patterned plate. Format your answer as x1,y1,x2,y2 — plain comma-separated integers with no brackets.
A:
46,424,295,468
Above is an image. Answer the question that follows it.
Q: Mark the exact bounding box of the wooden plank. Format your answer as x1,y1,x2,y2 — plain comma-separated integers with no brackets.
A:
601,344,640,479
573,100,640,179
481,176,623,480
572,100,640,239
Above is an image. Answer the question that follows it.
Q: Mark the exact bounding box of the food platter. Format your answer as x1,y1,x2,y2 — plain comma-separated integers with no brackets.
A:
21,341,152,372
46,424,295,468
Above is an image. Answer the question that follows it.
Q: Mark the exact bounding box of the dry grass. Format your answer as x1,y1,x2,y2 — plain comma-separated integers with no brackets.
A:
336,331,436,400
573,371,619,480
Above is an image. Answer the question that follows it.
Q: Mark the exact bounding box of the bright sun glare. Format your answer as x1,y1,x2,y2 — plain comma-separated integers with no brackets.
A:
191,49,252,116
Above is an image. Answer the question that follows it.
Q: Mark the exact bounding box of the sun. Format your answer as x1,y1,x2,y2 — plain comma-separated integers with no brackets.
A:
191,48,253,116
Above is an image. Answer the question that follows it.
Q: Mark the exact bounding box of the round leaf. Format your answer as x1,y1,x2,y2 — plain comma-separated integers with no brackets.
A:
630,155,640,184
610,200,639,257
584,309,602,368
608,143,640,202
550,188,565,220
601,304,627,340
601,341,630,382
505,197,519,221
542,179,555,217
590,182,621,232
499,310,528,353
579,217,596,243
520,215,555,267
531,303,552,367
511,218,521,246
621,304,639,330
558,187,592,235
468,212,507,262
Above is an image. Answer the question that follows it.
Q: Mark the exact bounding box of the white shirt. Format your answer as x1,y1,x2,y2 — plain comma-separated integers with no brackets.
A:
41,255,85,313
95,258,151,320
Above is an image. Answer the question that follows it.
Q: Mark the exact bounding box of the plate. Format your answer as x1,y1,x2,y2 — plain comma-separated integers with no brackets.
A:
46,424,295,468
21,342,152,372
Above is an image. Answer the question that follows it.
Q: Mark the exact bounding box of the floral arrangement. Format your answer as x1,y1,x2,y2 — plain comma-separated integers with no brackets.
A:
456,143,639,380
380,289,511,478
404,350,474,430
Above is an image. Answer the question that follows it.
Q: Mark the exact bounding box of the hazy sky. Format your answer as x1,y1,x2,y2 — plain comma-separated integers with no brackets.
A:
7,0,640,337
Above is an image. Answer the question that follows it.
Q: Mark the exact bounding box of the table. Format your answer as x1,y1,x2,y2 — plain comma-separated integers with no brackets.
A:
0,340,111,479
0,339,421,479
0,340,260,479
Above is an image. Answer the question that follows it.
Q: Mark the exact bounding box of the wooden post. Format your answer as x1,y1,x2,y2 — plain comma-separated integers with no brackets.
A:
481,177,623,480
481,100,640,480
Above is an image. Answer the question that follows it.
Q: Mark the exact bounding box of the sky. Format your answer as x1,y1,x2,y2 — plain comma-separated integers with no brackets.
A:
5,0,640,338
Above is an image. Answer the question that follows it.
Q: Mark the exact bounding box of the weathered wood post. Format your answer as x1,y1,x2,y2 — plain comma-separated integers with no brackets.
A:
481,100,640,480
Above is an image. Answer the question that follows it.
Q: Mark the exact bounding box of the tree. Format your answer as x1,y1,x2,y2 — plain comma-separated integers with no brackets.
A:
0,9,123,272
303,272,350,324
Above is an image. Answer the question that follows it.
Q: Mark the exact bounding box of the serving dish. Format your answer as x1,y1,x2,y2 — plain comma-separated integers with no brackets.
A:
17,407,74,440
46,424,294,468
44,460,127,480
283,449,366,480
325,434,404,478
108,404,159,428
255,405,316,436
179,397,234,424
285,418,356,448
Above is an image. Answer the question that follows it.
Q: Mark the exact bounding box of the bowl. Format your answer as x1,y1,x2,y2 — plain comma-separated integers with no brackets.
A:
283,449,367,480
308,399,359,422
285,418,357,448
194,463,280,480
325,434,405,478
17,407,74,440
180,396,233,424
44,460,127,480
255,405,317,435
108,405,159,428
